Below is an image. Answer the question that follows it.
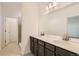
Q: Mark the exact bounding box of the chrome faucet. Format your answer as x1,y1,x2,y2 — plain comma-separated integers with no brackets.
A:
63,34,69,41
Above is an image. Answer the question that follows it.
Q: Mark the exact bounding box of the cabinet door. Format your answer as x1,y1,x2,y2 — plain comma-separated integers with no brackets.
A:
45,48,54,56
38,45,44,56
30,36,34,53
34,43,38,56
34,38,38,43
38,40,44,46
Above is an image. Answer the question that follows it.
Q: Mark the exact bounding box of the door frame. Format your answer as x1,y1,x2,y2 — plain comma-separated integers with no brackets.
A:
4,16,19,46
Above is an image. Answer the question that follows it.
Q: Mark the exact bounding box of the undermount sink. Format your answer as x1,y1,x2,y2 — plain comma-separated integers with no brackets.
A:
54,37,79,44
53,38,79,47
40,34,63,40
69,38,79,43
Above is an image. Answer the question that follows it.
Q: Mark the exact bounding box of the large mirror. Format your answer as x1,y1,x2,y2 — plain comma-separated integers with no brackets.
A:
67,16,79,38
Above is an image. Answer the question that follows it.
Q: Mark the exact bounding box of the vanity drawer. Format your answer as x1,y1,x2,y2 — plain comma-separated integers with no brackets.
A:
45,43,55,51
34,43,38,56
56,47,77,56
38,45,44,56
45,48,54,56
38,40,44,46
34,38,38,43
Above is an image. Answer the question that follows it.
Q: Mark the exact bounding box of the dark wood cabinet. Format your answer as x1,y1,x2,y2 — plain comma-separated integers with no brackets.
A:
30,36,34,53
34,43,38,56
56,46,79,56
45,43,55,51
45,48,54,56
38,45,44,56
34,38,38,43
38,40,44,46
30,36,79,56
38,40,45,56
45,42,55,56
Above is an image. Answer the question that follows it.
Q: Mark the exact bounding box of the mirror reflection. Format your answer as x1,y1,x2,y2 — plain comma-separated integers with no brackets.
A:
67,16,79,38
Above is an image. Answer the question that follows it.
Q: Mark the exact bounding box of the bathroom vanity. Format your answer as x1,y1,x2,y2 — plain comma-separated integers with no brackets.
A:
30,35,79,56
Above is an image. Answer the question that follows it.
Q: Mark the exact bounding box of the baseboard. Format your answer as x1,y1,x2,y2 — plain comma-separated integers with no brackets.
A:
20,50,31,56
23,51,31,56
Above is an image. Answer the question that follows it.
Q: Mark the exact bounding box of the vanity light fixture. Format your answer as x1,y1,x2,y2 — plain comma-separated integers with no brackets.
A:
45,2,57,10
44,2,58,15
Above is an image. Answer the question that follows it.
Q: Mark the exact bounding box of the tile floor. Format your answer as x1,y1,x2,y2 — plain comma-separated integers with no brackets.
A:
0,41,35,56
24,53,34,56
0,42,21,56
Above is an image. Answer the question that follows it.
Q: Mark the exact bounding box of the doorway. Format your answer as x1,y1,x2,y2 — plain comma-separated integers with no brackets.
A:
5,17,18,46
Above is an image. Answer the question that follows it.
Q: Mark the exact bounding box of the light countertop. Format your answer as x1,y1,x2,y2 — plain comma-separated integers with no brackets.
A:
31,34,79,54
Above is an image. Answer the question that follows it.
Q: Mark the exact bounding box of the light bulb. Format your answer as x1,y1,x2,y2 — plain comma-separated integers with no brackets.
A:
53,2,57,7
49,3,52,8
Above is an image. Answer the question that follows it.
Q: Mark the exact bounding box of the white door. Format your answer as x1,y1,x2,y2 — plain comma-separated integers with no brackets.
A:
5,17,18,45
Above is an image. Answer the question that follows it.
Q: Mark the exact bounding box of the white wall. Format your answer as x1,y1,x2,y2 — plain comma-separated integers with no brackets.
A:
2,3,22,18
0,3,2,50
21,3,39,54
39,3,79,36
